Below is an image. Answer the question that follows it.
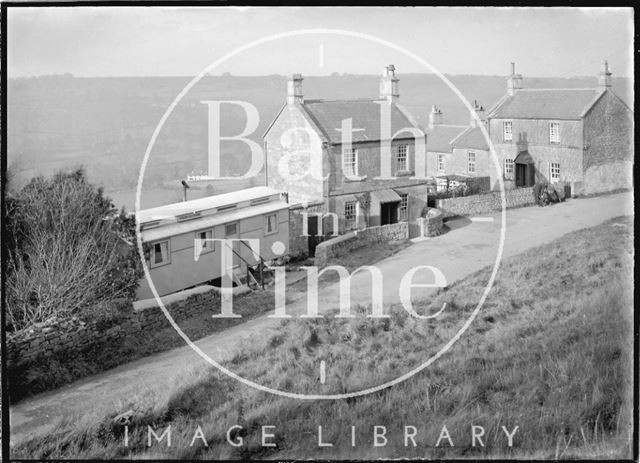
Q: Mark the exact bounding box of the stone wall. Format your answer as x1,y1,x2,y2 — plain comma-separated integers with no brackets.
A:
314,222,408,267
416,208,444,237
5,290,221,372
436,187,536,218
287,201,330,259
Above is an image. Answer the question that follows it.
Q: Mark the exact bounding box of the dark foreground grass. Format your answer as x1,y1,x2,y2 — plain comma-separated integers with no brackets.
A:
13,216,634,459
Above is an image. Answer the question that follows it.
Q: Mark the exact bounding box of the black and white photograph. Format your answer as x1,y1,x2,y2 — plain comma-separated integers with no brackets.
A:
1,5,636,460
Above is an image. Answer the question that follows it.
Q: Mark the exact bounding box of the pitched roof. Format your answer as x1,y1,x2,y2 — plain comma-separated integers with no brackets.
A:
425,125,467,153
488,88,605,120
301,99,423,144
451,125,489,151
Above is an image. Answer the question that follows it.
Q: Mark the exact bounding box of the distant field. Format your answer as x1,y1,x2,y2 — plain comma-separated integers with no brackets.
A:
13,216,634,460
105,176,264,211
7,74,633,192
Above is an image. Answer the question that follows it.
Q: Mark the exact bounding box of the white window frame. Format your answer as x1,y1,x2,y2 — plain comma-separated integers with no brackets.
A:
549,122,560,144
344,201,357,231
150,240,171,268
504,158,514,178
396,144,408,172
550,162,560,183
399,193,409,221
194,229,214,260
437,154,446,173
264,213,278,235
503,121,513,142
225,222,238,237
467,151,476,174
343,147,358,177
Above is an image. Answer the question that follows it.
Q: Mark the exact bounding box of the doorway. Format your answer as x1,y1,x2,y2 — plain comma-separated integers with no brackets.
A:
515,164,534,187
380,201,399,225
307,215,323,257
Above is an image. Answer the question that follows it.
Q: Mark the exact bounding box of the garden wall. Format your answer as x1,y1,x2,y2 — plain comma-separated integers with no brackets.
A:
416,208,444,237
6,290,221,398
436,187,536,218
314,222,408,267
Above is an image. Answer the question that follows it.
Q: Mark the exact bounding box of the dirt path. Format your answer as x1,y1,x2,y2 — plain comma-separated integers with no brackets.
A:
9,191,633,446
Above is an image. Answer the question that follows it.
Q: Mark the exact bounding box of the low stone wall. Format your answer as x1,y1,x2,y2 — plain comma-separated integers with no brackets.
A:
436,187,536,218
416,208,444,237
5,290,221,372
314,222,408,267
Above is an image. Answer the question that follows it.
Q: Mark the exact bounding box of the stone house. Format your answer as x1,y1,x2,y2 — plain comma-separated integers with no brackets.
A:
263,65,430,238
425,103,492,192
486,61,633,194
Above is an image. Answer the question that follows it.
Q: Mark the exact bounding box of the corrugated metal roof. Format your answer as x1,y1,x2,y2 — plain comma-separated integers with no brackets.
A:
451,126,489,151
302,99,422,144
137,186,281,224
371,189,402,204
141,200,288,242
488,88,604,120
426,125,467,153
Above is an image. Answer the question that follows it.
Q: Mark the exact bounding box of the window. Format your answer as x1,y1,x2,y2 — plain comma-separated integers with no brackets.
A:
437,154,445,173
194,230,213,259
437,179,448,192
503,121,513,142
344,201,357,230
399,193,409,221
225,223,238,236
504,158,514,178
265,213,278,235
467,151,476,173
550,162,560,183
151,240,170,267
549,122,560,144
343,148,358,177
396,144,408,171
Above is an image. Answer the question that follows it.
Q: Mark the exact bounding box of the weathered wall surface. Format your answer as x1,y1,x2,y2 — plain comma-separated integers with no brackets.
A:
416,208,444,237
489,118,584,190
264,103,327,205
6,291,221,373
436,187,536,218
287,201,329,259
314,222,408,267
582,91,634,194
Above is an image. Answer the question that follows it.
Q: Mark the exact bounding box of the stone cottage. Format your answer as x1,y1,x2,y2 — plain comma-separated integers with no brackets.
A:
263,65,430,238
486,61,633,194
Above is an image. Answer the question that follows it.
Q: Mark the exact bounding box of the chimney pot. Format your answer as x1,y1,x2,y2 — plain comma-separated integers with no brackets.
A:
379,64,399,102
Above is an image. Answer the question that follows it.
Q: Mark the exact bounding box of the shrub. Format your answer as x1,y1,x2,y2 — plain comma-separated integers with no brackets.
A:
4,168,143,331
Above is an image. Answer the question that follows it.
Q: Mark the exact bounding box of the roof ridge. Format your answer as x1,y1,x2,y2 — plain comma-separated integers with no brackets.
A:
517,87,598,91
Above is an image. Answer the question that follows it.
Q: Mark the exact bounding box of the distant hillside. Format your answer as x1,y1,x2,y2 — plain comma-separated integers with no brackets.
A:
7,73,632,197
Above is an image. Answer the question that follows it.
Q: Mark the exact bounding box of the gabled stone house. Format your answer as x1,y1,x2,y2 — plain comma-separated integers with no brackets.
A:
486,62,633,194
264,65,430,235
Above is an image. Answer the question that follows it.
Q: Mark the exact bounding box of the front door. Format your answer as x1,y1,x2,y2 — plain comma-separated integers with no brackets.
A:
381,201,399,225
515,164,527,187
307,215,323,257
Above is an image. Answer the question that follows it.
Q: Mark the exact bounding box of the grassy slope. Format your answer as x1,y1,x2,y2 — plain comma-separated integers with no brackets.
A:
13,217,634,459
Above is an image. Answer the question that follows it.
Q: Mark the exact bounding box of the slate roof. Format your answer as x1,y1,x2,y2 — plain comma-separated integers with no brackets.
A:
425,125,467,153
301,99,422,144
487,88,605,120
451,125,489,151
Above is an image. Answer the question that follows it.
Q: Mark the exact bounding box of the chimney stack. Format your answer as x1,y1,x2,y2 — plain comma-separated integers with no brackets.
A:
507,62,524,96
598,60,612,90
287,74,304,105
470,100,485,127
379,64,399,102
428,105,443,129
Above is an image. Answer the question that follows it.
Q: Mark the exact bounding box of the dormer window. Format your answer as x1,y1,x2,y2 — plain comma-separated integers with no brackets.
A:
549,122,560,144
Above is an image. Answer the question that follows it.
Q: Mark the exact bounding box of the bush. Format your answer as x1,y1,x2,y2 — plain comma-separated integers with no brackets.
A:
4,168,143,331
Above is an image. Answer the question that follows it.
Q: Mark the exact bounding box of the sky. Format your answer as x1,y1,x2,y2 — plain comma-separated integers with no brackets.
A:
7,6,634,79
